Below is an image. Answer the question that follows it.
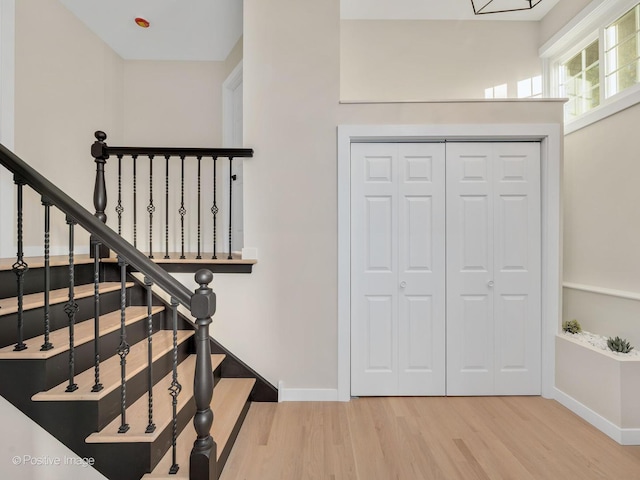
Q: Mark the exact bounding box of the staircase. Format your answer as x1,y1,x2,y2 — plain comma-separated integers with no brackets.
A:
0,144,276,479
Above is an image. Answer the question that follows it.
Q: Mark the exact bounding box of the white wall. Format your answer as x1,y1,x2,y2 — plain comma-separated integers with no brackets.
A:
235,0,563,396
14,0,123,254
341,19,541,101
562,102,640,345
539,0,599,46
0,396,107,480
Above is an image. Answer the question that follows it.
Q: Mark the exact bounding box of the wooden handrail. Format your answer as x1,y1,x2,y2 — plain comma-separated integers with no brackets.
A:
0,143,193,308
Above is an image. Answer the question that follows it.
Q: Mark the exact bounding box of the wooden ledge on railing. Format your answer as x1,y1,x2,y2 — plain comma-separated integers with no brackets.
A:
101,252,256,274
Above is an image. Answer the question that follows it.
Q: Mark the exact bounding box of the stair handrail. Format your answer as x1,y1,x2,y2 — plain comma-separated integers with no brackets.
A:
0,143,218,478
0,143,192,306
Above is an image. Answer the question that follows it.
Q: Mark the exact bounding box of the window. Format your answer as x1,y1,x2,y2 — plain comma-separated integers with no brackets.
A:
541,0,640,132
560,40,600,120
605,5,640,96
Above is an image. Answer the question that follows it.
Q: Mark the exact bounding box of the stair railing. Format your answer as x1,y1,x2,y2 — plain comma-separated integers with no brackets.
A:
91,131,253,260
0,143,218,479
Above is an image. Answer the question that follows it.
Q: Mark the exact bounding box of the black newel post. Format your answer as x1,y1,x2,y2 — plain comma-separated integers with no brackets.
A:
189,269,217,480
91,130,110,258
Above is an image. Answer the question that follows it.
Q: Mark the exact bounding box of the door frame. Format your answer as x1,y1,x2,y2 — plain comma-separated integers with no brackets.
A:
337,123,562,401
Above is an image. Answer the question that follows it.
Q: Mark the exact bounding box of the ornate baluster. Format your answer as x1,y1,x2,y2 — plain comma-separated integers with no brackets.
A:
133,155,138,249
117,256,130,433
65,216,78,392
189,270,216,479
145,277,156,433
179,156,186,259
91,241,103,392
148,155,155,258
168,297,182,474
116,155,124,236
211,157,218,260
228,157,234,259
164,155,170,260
40,197,53,351
197,156,202,259
13,176,28,351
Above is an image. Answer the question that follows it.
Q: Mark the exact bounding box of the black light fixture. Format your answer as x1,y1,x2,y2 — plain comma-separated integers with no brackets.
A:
471,0,542,15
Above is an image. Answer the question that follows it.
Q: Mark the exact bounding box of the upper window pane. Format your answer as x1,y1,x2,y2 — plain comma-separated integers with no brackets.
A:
605,5,640,97
560,40,601,121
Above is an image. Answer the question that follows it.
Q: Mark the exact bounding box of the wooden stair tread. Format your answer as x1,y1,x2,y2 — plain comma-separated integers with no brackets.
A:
0,305,164,359
142,377,255,479
86,354,225,444
0,282,133,317
0,254,94,271
32,330,194,401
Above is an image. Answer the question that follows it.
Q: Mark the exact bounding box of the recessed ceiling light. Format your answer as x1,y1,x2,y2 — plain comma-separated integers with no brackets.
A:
134,17,150,28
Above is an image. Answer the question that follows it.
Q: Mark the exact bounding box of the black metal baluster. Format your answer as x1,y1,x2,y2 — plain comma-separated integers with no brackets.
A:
197,156,202,259
12,177,28,351
145,277,156,433
211,157,218,260
133,155,138,249
116,155,123,236
117,256,130,433
164,155,170,259
168,297,182,475
179,156,186,259
148,155,155,258
228,157,234,259
65,216,78,392
91,241,103,392
40,197,53,351
189,270,216,478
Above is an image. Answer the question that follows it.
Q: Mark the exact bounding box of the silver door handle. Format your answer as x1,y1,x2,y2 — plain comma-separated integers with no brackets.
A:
400,281,407,288
488,280,494,288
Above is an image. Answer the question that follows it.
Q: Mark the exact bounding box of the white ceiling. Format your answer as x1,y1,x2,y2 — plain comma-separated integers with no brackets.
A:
341,0,561,21
59,0,560,62
59,0,243,61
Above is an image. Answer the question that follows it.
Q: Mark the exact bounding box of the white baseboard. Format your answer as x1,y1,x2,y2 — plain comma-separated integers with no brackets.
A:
277,381,338,402
553,387,640,445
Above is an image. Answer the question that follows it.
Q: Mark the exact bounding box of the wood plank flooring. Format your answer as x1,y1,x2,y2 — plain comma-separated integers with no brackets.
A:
220,396,640,480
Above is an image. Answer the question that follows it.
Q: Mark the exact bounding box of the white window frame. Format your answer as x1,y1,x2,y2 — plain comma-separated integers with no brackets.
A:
541,0,640,134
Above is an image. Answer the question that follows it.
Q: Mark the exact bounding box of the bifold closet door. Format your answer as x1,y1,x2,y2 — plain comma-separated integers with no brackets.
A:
351,143,446,396
446,142,541,396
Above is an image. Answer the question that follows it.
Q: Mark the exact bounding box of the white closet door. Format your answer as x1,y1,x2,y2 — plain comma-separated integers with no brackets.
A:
446,143,541,396
351,143,446,396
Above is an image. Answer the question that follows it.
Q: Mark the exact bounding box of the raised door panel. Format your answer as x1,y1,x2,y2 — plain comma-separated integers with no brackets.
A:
352,143,445,396
397,144,445,395
351,143,399,395
493,143,541,395
446,143,495,395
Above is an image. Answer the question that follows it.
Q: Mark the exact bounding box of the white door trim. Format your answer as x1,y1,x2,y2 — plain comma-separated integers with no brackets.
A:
337,123,562,402
0,0,16,258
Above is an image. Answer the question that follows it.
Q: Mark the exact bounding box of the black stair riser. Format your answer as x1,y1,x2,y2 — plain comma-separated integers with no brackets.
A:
0,263,95,299
0,312,164,410
33,334,193,439
89,398,196,480
0,288,139,349
0,311,165,413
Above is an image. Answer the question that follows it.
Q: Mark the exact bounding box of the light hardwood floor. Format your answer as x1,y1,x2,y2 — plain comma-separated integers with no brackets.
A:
220,396,640,480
